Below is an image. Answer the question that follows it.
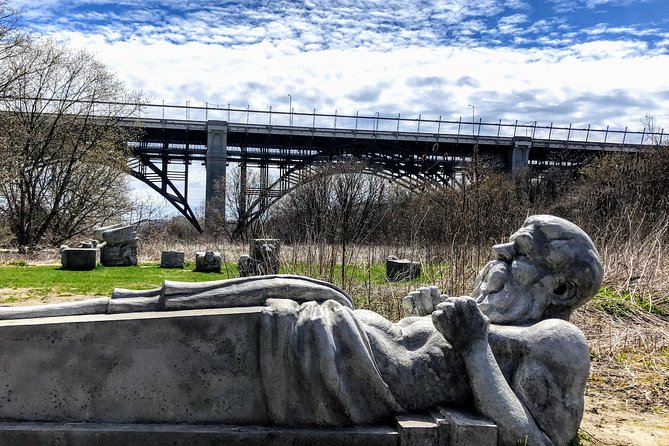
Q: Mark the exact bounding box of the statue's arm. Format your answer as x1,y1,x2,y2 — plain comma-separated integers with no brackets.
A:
510,321,590,446
432,298,553,446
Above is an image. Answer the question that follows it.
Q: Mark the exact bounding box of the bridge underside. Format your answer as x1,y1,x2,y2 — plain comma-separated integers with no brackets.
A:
128,122,602,232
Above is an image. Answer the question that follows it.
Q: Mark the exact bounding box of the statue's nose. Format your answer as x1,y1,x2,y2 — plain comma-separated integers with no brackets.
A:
492,242,515,262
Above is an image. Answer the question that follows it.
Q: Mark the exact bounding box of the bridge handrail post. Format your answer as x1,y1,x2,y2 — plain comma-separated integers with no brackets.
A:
532,121,537,139
457,117,462,143
604,125,609,143
497,119,502,138
437,116,442,136
585,124,590,143
246,105,250,124
640,128,645,145
228,103,231,122
477,117,482,137
660,129,664,145
548,122,553,140
269,105,272,126
205,102,208,121
313,109,316,128
396,113,401,141
417,114,422,133
513,120,518,137
623,127,627,144
334,110,337,130
567,124,572,141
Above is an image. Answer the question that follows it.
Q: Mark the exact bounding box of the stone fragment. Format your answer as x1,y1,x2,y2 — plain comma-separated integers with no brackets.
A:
237,254,254,277
160,251,185,269
60,247,99,271
386,255,421,281
396,413,438,446
250,239,280,275
195,251,222,273
431,407,497,446
95,224,138,267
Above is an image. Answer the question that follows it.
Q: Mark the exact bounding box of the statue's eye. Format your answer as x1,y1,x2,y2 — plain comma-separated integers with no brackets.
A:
553,283,567,295
553,282,576,298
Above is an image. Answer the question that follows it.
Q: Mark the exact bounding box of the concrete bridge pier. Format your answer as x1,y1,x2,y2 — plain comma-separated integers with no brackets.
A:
206,121,228,228
508,137,532,172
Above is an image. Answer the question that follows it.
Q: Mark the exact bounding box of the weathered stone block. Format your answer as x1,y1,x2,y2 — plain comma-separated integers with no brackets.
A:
431,407,497,446
396,414,438,446
60,248,98,271
0,422,399,446
195,251,222,273
386,256,421,281
0,308,266,424
250,239,280,275
99,225,137,245
160,251,185,269
100,241,138,267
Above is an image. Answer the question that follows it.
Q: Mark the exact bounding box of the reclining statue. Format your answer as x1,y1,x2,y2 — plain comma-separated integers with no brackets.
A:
0,215,602,446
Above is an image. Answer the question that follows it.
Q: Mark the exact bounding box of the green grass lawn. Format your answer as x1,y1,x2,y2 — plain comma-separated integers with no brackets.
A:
0,262,244,302
0,260,432,306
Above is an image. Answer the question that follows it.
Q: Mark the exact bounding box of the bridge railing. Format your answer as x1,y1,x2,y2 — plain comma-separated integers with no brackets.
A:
9,97,659,146
129,101,664,147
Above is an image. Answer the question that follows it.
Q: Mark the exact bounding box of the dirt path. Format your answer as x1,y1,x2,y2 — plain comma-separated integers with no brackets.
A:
581,393,669,445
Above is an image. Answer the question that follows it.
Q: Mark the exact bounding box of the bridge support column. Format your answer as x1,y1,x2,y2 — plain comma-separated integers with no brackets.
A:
507,137,532,172
206,121,228,229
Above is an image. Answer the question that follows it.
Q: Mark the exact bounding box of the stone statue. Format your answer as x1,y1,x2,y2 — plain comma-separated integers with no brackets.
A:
0,215,602,446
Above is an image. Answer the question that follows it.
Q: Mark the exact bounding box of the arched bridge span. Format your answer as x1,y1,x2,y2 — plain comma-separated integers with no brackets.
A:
125,104,664,231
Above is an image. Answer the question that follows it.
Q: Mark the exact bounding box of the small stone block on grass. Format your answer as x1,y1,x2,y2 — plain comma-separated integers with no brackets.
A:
194,251,222,273
386,256,421,281
60,248,98,271
160,251,185,269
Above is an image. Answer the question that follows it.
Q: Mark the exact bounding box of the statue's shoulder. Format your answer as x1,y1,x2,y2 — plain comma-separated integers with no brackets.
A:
523,319,589,371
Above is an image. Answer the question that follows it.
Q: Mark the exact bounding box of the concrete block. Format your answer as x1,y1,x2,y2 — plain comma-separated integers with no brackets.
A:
386,257,421,281
98,225,136,245
0,422,399,446
60,248,98,271
195,251,222,273
0,308,267,424
396,414,438,446
100,241,137,267
432,407,497,446
160,251,185,268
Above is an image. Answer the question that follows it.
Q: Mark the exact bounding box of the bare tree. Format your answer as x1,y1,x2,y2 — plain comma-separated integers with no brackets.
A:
0,39,143,251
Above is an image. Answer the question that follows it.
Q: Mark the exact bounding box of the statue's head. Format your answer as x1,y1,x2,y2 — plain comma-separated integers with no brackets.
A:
472,215,603,325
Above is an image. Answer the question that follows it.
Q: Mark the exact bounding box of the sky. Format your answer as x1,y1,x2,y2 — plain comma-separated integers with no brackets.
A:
10,0,669,211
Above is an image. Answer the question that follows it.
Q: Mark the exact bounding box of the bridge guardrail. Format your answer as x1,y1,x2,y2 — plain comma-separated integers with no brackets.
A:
3,97,665,146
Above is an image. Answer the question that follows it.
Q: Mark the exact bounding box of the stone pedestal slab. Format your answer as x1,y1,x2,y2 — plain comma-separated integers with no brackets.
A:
60,248,98,271
160,250,185,268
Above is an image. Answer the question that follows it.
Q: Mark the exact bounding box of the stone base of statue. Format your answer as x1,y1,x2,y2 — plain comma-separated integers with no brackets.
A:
386,256,421,281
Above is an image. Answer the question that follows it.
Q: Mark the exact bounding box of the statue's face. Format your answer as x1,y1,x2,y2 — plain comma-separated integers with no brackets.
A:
472,224,563,325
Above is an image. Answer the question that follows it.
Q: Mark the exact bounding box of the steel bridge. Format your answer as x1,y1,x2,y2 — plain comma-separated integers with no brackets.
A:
125,103,664,232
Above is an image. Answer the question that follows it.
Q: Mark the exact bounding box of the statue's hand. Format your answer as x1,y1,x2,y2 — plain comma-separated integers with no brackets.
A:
432,297,489,351
402,286,445,316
